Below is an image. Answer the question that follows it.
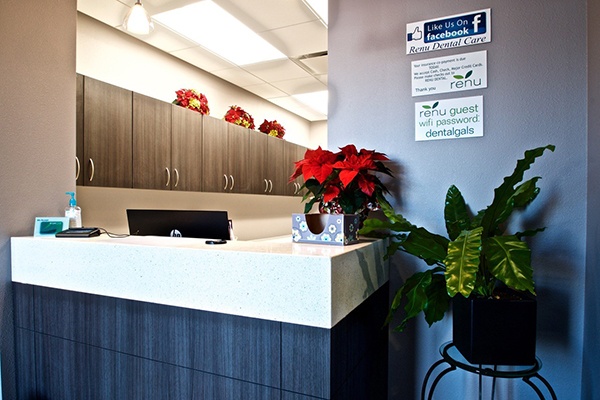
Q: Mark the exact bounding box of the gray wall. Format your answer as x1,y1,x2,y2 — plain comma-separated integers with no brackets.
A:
329,0,594,399
0,0,76,398
584,0,600,399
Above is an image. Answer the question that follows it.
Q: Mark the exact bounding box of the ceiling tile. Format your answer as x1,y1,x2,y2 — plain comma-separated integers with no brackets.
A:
271,77,327,96
242,59,309,82
242,83,288,99
261,21,327,57
210,67,265,87
170,46,235,72
214,0,317,31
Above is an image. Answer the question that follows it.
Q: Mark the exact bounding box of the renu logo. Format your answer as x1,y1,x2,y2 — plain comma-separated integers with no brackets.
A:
450,70,482,89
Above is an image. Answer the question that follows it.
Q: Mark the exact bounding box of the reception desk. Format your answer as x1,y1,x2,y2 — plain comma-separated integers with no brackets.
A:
11,236,389,399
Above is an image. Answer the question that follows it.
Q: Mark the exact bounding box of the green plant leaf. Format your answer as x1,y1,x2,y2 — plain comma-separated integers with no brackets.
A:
422,105,431,109
403,228,449,265
444,185,471,240
453,75,464,79
387,270,433,332
444,227,483,297
465,70,473,79
515,227,546,239
423,272,451,326
485,235,535,294
479,145,555,238
511,177,541,208
432,101,439,109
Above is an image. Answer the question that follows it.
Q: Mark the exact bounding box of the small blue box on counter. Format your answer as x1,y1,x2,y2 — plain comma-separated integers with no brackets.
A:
292,213,360,245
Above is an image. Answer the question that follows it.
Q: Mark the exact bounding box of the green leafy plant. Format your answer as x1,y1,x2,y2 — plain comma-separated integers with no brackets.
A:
360,145,555,332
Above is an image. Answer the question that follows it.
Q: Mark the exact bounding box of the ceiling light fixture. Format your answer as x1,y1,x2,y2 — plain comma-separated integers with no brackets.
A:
123,0,154,35
153,1,286,66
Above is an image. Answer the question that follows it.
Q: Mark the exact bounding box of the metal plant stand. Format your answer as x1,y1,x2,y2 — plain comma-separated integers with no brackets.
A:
421,342,557,400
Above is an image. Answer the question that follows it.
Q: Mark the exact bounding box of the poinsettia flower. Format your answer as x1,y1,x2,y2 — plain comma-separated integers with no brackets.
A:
323,185,341,203
290,147,337,184
333,153,377,187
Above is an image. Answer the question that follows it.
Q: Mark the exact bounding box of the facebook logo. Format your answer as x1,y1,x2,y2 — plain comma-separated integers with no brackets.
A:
423,12,487,43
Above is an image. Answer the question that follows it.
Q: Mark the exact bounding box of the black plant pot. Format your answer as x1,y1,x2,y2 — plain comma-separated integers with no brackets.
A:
452,289,537,365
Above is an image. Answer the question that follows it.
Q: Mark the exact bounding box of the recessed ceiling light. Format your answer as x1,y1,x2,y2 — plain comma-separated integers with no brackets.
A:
153,1,286,66
293,91,328,116
303,0,328,27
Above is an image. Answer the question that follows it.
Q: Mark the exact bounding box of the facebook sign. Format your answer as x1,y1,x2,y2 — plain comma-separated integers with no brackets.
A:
407,9,491,55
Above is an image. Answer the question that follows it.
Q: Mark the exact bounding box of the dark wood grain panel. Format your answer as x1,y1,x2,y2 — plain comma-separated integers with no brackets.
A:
249,132,270,193
226,123,251,193
32,286,280,387
83,76,133,188
171,105,203,192
14,328,36,399
202,115,228,192
13,283,33,329
76,73,84,186
267,135,287,195
133,92,172,190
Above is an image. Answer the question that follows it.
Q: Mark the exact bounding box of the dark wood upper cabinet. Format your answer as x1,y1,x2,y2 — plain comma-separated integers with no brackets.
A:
82,76,133,188
171,105,204,192
132,93,172,190
77,75,310,196
76,74,84,186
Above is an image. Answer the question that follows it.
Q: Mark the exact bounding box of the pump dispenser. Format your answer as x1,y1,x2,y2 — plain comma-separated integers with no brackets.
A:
65,191,82,228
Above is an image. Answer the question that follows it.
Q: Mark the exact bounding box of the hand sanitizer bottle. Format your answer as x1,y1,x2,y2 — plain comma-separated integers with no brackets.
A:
65,191,82,228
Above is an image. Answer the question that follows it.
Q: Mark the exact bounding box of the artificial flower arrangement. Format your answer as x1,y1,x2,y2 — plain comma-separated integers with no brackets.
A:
289,144,393,217
172,89,210,115
258,119,286,139
223,105,255,129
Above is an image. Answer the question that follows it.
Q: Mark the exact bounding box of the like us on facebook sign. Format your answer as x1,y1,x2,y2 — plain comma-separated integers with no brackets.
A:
406,9,491,55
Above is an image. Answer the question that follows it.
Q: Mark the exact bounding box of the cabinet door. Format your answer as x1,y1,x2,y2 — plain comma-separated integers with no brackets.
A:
248,132,269,194
226,124,250,194
267,136,287,195
286,142,308,196
202,116,228,192
171,105,203,192
132,93,172,190
83,77,133,188
75,74,84,186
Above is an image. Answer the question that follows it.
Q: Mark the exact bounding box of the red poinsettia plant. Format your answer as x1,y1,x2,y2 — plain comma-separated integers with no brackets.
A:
290,144,393,216
258,119,286,139
172,89,210,115
224,105,255,129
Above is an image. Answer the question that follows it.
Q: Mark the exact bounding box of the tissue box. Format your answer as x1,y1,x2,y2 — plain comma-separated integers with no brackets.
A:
292,213,360,245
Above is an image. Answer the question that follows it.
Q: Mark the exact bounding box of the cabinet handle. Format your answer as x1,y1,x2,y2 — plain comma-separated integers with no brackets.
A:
264,179,269,193
229,175,235,191
165,167,171,187
293,182,299,194
75,157,80,181
223,174,228,190
89,158,95,182
268,179,273,193
174,169,179,188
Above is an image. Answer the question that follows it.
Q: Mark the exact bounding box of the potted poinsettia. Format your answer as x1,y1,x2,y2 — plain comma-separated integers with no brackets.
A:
223,105,255,129
258,119,285,139
361,145,555,365
289,145,393,245
172,89,210,115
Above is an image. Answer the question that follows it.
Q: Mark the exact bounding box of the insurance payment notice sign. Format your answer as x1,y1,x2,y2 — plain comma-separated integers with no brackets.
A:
412,51,487,97
406,9,491,55
415,96,483,141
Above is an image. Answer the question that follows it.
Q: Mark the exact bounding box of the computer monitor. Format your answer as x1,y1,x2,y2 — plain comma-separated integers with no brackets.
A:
126,209,230,240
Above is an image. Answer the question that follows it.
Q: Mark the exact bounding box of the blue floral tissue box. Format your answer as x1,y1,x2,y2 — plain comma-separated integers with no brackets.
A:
292,213,360,245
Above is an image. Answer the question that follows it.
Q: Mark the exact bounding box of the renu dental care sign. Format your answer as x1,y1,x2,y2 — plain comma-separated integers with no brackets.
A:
406,9,491,55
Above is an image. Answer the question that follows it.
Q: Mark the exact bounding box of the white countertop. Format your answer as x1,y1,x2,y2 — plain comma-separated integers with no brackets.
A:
11,235,388,328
